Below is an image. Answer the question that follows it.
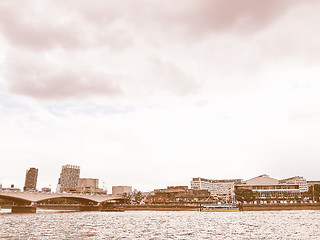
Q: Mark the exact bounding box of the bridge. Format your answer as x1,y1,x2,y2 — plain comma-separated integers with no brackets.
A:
0,191,124,213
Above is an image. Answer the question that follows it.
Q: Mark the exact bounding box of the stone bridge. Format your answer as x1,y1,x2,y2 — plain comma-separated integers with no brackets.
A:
0,191,123,212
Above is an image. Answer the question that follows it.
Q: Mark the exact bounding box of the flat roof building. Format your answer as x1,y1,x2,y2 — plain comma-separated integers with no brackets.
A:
112,186,132,196
279,176,308,192
24,168,38,191
58,165,80,193
191,177,243,202
235,174,301,202
78,178,106,194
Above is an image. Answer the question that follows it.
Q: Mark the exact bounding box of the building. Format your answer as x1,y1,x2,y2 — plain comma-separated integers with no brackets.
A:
1,184,21,192
77,178,106,194
146,186,214,204
191,177,243,201
41,187,52,193
279,176,308,192
24,167,38,191
191,178,215,193
307,181,320,188
58,165,80,193
211,179,243,202
112,186,132,195
235,174,301,202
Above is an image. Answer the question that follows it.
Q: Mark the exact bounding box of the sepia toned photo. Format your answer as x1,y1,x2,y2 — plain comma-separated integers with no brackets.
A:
0,0,320,239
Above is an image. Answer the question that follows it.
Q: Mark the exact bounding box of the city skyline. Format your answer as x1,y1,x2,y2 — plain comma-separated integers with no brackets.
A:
1,1,320,192
0,164,318,193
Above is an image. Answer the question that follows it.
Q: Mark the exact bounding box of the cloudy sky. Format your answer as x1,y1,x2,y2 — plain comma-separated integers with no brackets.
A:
0,0,320,192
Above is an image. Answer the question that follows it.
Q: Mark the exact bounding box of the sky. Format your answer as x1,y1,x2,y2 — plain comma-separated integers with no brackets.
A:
0,0,320,192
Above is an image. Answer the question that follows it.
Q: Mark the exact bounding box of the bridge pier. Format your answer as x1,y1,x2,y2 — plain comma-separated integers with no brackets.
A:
79,205,102,211
12,206,37,213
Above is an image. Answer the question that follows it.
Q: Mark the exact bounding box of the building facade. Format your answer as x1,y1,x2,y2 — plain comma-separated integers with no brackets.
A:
112,186,132,195
77,178,106,194
24,167,38,191
279,176,308,192
191,177,242,201
191,178,215,193
235,174,301,202
146,186,214,204
58,165,80,192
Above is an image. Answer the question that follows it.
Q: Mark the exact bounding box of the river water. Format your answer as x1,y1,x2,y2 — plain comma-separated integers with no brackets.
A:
0,210,319,239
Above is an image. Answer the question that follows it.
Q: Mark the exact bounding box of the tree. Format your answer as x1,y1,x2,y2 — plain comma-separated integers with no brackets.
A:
132,189,144,204
235,189,255,203
122,192,132,204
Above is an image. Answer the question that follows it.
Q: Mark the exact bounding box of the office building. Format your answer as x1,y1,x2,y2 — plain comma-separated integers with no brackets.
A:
24,167,38,191
58,164,80,192
191,177,243,201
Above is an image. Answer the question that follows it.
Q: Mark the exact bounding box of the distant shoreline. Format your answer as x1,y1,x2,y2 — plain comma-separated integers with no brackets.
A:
2,203,320,212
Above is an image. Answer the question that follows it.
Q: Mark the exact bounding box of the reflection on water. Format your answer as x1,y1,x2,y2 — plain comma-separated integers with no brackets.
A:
0,210,320,239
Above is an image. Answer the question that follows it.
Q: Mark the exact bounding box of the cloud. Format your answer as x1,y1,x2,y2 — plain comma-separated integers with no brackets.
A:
164,0,304,35
0,0,319,102
0,0,134,52
148,57,201,95
0,0,306,52
4,51,122,100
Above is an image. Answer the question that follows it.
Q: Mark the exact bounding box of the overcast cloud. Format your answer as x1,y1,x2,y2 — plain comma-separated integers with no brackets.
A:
0,0,319,191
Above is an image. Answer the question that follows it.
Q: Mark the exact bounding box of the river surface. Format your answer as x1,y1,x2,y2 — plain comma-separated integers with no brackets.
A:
0,210,320,239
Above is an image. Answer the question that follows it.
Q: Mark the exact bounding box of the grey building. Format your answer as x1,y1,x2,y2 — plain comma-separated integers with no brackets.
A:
58,165,80,192
24,167,38,191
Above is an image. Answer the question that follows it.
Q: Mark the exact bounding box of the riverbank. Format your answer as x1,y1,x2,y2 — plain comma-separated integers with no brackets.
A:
240,203,320,211
2,203,320,212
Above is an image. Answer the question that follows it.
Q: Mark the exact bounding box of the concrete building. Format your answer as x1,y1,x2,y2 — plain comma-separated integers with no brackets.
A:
24,168,38,191
307,181,320,188
41,187,51,193
77,178,106,194
212,179,243,202
58,165,80,193
191,178,214,193
112,186,132,195
235,174,301,202
279,176,308,192
147,186,213,204
191,177,242,201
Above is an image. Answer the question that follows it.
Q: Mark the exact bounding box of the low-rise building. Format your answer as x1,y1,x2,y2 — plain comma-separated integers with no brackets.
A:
77,178,106,194
40,187,52,193
112,186,132,196
1,184,21,192
235,174,301,202
191,177,242,202
146,186,214,204
279,176,308,192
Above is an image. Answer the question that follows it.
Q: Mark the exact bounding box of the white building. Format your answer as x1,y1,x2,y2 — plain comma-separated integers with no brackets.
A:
190,178,215,193
191,177,242,201
235,174,301,201
279,176,308,192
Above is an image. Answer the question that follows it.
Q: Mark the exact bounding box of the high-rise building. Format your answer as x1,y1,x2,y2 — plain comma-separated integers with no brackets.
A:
24,167,38,191
58,164,80,192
